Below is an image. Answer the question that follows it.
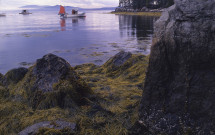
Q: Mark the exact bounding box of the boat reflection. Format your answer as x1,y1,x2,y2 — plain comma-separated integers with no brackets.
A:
60,18,66,31
118,15,159,40
60,18,85,31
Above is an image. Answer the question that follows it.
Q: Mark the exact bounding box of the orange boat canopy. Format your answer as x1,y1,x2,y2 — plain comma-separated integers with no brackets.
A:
59,5,66,14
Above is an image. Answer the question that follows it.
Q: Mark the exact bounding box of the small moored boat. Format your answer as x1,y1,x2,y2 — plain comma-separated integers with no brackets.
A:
58,5,86,18
19,10,32,15
0,13,6,17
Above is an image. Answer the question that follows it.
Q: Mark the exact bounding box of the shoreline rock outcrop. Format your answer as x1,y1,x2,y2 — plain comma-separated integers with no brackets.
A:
10,54,92,109
131,0,215,134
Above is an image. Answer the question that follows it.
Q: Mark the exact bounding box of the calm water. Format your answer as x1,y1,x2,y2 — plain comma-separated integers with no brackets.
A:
0,10,159,74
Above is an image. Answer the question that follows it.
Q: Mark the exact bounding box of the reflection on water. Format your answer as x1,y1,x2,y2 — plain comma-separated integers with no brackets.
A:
60,19,66,31
118,15,159,52
0,10,159,74
119,15,157,39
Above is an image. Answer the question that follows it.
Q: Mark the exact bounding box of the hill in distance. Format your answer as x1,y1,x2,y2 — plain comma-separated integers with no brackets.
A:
20,5,116,11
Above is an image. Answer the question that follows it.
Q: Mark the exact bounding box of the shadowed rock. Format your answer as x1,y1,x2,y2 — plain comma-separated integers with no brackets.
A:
18,120,76,135
131,0,215,134
12,54,92,109
0,73,3,85
3,67,28,86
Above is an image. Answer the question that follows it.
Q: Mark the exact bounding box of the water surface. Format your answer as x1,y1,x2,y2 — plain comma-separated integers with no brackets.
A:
0,10,159,74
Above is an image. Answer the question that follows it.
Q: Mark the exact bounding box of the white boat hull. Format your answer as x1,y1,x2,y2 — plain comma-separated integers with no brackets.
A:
63,13,86,18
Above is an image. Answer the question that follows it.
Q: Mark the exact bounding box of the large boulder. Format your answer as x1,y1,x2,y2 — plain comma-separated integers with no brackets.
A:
132,0,215,134
12,54,92,109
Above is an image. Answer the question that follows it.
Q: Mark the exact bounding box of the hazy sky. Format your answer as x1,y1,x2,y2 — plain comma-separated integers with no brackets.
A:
0,0,118,10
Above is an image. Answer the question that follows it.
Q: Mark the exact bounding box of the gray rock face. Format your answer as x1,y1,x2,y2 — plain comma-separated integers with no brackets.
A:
32,53,72,92
135,0,215,134
18,121,76,135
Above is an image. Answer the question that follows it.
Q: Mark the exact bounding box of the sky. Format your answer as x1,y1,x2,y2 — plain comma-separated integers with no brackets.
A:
0,0,119,10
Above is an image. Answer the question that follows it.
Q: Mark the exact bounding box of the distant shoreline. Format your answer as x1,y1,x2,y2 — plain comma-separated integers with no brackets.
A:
111,11,162,16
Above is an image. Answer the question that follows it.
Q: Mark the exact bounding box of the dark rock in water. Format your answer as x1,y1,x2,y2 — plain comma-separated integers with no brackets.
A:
3,67,28,86
12,54,92,109
132,0,215,134
18,120,76,135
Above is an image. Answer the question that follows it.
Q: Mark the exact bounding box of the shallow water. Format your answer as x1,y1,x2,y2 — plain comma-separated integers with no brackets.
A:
0,10,159,74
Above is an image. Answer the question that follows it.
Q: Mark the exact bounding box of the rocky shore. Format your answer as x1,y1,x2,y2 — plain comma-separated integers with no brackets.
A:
0,0,214,134
0,52,148,134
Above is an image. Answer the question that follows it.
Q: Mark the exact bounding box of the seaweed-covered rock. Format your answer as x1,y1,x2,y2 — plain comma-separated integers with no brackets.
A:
19,121,76,135
101,51,148,81
0,86,9,99
32,53,71,92
102,51,132,76
104,51,132,68
0,73,3,85
132,0,215,134
3,67,28,86
13,54,92,109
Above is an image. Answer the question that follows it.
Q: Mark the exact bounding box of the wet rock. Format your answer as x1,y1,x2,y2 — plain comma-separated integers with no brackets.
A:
132,0,215,134
3,67,28,86
13,54,92,109
18,120,76,135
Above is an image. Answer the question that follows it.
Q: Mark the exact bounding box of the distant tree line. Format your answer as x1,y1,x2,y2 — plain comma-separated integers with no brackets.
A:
132,0,174,9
